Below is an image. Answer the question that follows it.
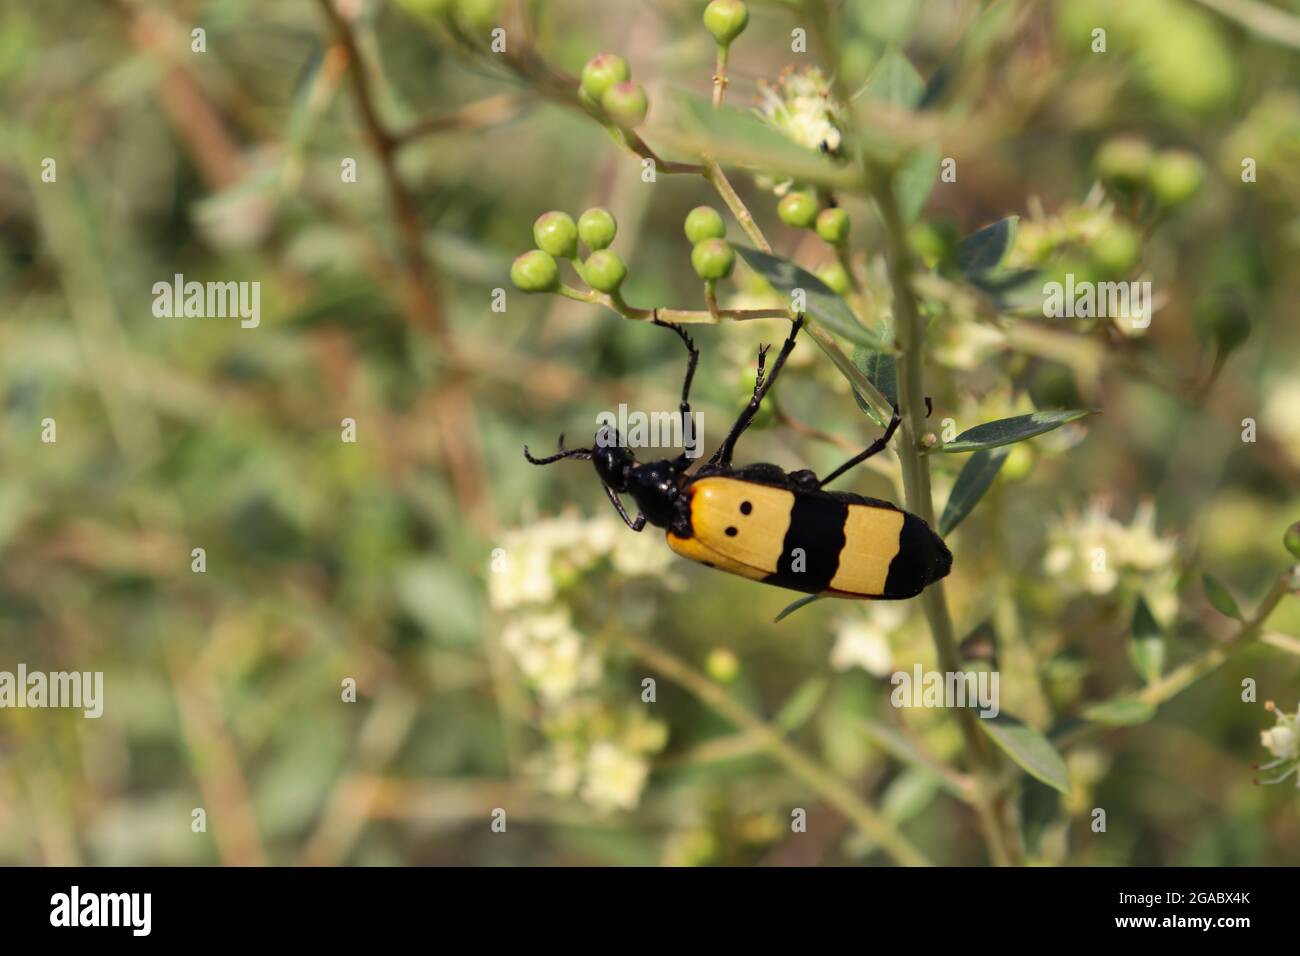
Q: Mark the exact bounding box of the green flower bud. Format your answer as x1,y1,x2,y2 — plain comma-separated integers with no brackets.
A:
778,190,819,229
1090,223,1142,276
691,238,735,280
815,207,851,245
908,221,958,271
706,647,740,683
578,207,618,251
1096,137,1153,193
601,81,649,128
455,0,500,31
703,0,749,46
1149,149,1205,208
533,211,578,259
815,262,850,295
1194,291,1251,355
1285,521,1300,561
684,205,726,244
583,249,627,293
580,53,631,102
510,249,560,294
1028,363,1082,410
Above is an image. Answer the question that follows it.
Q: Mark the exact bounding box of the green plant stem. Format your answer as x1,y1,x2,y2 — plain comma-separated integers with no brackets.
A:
1057,569,1296,751
616,630,933,867
704,159,769,251
556,284,788,323
712,43,730,107
872,172,1022,867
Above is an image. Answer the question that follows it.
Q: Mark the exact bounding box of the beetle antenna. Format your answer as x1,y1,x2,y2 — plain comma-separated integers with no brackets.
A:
524,434,592,465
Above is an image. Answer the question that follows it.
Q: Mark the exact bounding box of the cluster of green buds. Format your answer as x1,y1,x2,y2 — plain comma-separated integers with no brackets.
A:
777,191,851,244
396,0,501,32
511,207,629,297
683,206,734,281
1095,136,1206,209
579,53,649,129
774,190,853,294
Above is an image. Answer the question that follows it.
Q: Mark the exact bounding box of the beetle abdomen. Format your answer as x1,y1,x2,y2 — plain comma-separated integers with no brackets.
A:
666,476,950,599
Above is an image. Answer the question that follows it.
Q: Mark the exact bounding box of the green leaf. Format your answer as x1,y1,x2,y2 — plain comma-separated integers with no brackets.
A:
1129,596,1165,683
941,409,1094,453
1082,696,1157,726
881,768,942,824
863,46,925,108
773,677,829,732
653,94,854,189
862,48,937,223
979,713,1071,794
774,594,824,623
938,446,1009,537
956,216,1018,277
1202,573,1243,620
851,345,898,418
736,247,889,349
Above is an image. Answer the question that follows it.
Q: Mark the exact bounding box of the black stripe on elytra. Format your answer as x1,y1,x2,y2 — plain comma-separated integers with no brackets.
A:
763,493,847,594
883,512,952,598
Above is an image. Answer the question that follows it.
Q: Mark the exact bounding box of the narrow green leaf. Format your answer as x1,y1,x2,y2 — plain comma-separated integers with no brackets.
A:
881,768,943,824
956,216,1018,277
736,247,889,349
851,345,898,410
862,48,937,223
653,94,854,189
1082,696,1157,726
979,713,1071,794
1129,596,1165,683
941,409,1094,453
939,446,1009,537
773,677,829,732
1202,573,1243,620
774,594,824,623
863,46,925,108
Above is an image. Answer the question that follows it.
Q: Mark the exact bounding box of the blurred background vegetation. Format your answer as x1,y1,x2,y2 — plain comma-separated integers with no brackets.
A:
1,0,1298,866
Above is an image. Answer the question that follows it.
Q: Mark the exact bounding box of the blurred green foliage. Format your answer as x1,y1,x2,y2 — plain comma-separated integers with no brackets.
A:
0,0,1298,866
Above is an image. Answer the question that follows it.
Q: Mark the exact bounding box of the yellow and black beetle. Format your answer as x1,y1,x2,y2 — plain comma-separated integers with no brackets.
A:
524,316,951,600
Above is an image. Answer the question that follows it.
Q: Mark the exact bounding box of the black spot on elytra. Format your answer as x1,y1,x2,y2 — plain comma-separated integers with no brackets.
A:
739,501,753,515
725,526,738,537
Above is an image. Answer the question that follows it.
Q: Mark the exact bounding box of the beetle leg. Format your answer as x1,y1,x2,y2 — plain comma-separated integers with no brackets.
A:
652,315,700,453
709,315,804,467
816,404,902,488
602,482,646,531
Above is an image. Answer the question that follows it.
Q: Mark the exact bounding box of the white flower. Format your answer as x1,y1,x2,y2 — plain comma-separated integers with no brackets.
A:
832,608,904,676
610,523,675,577
1261,723,1297,761
581,742,650,813
931,321,1006,371
488,542,555,611
1257,703,1300,788
829,605,907,676
1043,498,1176,597
500,609,601,704
1263,379,1300,470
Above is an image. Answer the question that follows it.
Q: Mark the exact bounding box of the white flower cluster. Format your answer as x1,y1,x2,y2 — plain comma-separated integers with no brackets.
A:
1043,499,1179,619
829,604,908,677
490,512,673,811
531,700,669,814
754,67,845,194
1258,702,1299,788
